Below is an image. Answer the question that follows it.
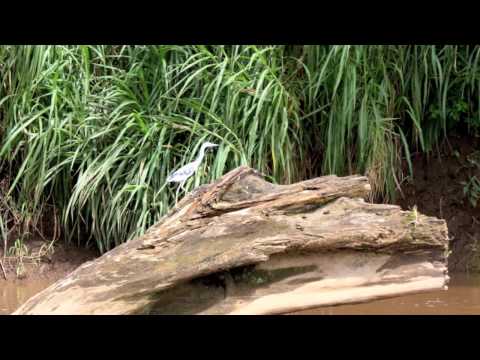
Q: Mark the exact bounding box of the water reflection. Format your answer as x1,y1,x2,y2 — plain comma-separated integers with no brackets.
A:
0,279,53,315
290,274,480,315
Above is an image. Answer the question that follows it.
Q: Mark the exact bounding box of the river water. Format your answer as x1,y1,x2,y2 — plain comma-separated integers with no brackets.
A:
0,278,54,315
289,274,480,315
2,274,480,315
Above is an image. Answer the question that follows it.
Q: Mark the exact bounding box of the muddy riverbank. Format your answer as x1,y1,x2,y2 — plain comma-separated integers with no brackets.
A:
395,135,480,272
0,241,97,314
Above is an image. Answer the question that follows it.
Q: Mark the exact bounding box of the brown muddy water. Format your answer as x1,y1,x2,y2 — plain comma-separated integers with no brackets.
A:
0,242,98,315
1,278,54,315
289,274,480,315
1,273,480,315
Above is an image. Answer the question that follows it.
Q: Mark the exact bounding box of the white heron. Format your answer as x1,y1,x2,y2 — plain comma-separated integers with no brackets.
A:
167,141,219,199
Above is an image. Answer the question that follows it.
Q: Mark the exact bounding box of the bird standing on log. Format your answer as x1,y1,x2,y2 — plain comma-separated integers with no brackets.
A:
167,141,219,200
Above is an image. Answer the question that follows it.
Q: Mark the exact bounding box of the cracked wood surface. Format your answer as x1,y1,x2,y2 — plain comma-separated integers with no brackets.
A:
13,166,449,315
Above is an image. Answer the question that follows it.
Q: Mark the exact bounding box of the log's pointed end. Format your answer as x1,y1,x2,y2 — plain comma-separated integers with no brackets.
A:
168,166,264,217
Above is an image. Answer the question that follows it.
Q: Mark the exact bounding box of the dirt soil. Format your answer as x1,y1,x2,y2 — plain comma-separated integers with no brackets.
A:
0,239,98,283
0,237,98,314
395,134,480,273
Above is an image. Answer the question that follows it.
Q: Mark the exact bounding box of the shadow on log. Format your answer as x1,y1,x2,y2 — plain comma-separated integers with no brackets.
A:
13,166,449,315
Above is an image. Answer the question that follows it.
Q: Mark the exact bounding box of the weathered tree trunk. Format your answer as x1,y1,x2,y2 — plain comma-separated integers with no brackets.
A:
14,166,449,315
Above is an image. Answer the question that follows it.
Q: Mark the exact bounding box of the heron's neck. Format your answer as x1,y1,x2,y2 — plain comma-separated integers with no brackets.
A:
194,145,208,164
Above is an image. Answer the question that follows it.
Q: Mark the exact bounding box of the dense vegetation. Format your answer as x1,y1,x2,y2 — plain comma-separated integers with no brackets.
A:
1,45,479,253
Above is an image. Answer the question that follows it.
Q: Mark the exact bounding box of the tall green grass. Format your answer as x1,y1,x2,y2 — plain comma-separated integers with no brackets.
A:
1,45,479,253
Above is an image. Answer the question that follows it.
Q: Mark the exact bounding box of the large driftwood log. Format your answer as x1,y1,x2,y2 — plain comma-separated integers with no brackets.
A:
14,166,449,315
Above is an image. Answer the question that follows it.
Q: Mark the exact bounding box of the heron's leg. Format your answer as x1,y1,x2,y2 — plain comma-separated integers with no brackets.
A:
180,180,187,193
174,184,181,205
